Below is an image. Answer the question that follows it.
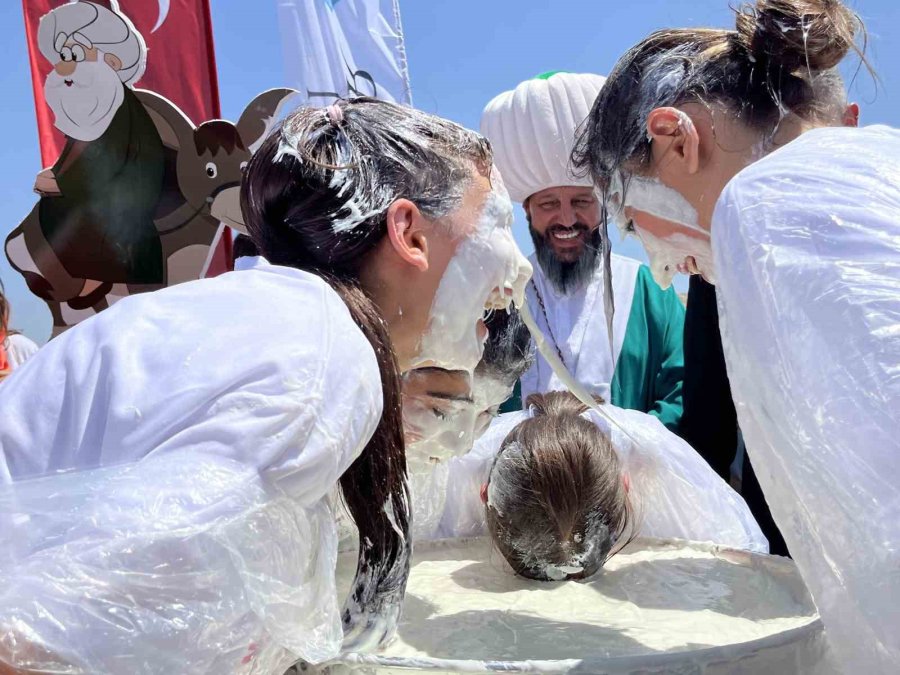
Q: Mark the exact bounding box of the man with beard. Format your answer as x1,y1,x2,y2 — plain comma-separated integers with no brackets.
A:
481,72,684,430
34,0,164,295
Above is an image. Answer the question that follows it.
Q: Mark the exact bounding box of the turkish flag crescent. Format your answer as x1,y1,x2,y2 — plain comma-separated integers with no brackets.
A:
22,0,232,275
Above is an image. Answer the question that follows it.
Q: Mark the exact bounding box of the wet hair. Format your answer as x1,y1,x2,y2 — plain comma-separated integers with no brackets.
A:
572,0,868,194
231,233,259,261
241,98,492,635
475,307,534,388
485,392,632,581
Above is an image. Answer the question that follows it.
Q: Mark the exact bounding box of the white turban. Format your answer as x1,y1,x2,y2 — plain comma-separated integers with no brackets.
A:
480,72,606,204
38,1,147,86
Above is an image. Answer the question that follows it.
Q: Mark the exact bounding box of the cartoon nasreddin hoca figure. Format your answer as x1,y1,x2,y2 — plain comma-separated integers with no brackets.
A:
33,0,164,301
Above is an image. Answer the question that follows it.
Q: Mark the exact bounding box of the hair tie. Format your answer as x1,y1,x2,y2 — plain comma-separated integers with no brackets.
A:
325,103,344,127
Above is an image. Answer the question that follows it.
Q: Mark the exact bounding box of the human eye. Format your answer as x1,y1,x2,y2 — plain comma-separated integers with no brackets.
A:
431,407,448,420
72,45,86,62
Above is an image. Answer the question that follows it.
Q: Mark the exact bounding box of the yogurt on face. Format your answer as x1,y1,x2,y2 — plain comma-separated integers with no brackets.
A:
610,176,716,287
414,189,532,373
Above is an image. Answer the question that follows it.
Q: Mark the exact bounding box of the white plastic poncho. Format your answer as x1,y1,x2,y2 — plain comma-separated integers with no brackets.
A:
713,125,900,673
0,261,383,673
440,406,767,554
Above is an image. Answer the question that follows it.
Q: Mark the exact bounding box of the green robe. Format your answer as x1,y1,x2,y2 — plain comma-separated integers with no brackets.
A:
504,260,684,432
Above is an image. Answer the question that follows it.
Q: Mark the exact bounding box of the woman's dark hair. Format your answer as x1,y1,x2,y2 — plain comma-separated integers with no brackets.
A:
475,307,534,388
240,98,492,635
485,392,632,581
573,0,868,194
231,233,259,261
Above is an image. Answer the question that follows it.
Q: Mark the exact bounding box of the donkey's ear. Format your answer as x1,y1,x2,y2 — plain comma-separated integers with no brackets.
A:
236,88,298,152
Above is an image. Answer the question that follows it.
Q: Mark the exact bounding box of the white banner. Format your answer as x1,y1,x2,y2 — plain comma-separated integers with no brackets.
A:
277,0,412,106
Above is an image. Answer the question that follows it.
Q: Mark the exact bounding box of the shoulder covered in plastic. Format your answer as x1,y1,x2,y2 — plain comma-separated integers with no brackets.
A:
585,405,767,553
0,260,383,505
713,125,900,236
710,124,900,669
0,451,345,672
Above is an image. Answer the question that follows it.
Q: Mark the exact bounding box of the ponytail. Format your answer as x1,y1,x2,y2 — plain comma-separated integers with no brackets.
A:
332,277,410,639
573,0,871,188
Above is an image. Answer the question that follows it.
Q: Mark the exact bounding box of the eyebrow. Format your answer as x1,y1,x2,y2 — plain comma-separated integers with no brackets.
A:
425,391,475,404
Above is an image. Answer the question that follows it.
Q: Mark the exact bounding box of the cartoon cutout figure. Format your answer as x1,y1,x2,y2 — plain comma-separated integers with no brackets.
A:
5,0,295,336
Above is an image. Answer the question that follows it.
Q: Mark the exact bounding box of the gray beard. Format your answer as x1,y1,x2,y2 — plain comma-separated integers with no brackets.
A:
529,225,602,295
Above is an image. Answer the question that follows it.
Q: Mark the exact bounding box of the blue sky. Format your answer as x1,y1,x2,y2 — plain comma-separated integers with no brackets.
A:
2,0,898,342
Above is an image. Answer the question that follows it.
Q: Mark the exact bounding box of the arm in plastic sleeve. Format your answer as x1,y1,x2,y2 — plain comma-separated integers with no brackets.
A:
0,282,384,672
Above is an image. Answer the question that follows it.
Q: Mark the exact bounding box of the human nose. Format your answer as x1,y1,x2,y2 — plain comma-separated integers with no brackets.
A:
558,202,578,227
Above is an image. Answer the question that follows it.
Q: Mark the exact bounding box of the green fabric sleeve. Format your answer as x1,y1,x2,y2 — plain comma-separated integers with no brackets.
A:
498,380,523,414
611,266,685,431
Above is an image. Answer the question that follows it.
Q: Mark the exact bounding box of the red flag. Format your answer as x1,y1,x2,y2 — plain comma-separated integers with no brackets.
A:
22,0,232,274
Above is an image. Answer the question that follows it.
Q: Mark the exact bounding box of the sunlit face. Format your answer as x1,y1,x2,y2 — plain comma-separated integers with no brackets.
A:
608,175,714,288
413,169,532,372
526,186,601,263
402,368,476,470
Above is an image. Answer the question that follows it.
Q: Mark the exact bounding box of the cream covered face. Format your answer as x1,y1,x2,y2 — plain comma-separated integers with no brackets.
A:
402,369,476,467
609,176,715,288
414,175,532,372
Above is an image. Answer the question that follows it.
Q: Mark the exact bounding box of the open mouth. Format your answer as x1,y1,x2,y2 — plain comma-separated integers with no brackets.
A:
548,225,588,244
64,80,73,87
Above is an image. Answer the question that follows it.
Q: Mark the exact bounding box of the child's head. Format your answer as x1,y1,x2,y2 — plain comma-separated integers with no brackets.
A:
484,391,631,581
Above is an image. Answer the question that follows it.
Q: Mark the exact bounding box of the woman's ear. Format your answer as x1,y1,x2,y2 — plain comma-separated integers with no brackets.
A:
647,107,701,175
622,473,631,494
480,483,489,504
385,199,429,271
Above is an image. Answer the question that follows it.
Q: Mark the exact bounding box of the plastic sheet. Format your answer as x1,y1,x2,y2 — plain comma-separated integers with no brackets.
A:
0,452,345,674
713,125,900,672
440,406,767,554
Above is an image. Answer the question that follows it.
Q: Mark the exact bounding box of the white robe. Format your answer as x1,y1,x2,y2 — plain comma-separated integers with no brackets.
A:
714,125,900,673
0,261,383,672
439,405,767,554
520,253,637,403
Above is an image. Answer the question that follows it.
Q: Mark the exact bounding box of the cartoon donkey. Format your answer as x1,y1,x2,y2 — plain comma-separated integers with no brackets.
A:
5,87,295,337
